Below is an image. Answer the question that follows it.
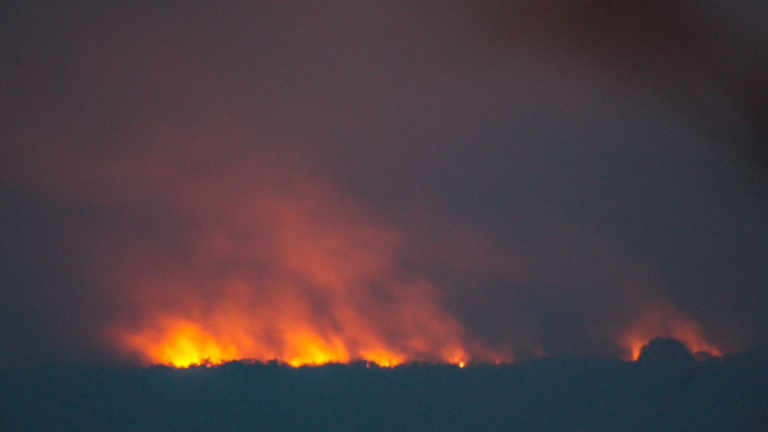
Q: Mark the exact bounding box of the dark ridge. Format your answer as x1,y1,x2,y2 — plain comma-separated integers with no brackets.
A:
1,353,765,432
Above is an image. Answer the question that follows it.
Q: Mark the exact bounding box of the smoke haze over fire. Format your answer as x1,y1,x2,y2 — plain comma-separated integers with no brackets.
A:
1,0,766,368
100,157,503,366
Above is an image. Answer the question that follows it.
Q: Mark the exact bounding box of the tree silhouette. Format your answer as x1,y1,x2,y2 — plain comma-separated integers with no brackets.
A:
637,337,696,365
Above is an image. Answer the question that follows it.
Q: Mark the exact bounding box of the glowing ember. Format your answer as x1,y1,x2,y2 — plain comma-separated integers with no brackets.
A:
619,301,721,361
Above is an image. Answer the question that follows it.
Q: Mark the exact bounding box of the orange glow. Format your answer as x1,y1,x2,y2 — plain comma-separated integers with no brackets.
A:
122,318,241,367
109,179,511,368
117,291,481,367
619,301,721,361
118,286,482,368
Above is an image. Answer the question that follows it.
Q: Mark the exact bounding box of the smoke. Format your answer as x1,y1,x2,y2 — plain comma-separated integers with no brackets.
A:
92,146,508,365
468,0,768,174
2,0,762,367
3,124,719,364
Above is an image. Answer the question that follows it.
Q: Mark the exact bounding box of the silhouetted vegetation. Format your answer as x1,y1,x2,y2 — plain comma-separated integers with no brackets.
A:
637,337,697,365
1,344,766,431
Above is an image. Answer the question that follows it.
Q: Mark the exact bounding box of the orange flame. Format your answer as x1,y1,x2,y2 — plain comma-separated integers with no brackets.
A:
122,318,241,367
619,301,721,361
117,282,475,368
109,180,507,368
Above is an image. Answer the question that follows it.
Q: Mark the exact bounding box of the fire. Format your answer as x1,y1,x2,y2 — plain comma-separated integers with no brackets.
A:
619,301,721,361
123,318,241,367
115,278,486,367
109,178,511,368
119,294,472,368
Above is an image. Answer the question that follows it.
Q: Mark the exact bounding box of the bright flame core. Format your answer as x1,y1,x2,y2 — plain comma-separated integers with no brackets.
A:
124,319,240,367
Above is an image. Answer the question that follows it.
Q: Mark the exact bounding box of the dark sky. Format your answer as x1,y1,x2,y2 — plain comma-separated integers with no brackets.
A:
1,0,767,368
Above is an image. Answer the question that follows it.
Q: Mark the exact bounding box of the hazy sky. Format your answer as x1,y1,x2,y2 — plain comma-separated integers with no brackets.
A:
1,0,767,368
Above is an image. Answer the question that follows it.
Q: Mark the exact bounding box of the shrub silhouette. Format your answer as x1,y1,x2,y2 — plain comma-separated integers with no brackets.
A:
637,337,696,365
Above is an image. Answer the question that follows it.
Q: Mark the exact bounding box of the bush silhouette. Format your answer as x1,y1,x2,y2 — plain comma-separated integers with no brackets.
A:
637,337,696,365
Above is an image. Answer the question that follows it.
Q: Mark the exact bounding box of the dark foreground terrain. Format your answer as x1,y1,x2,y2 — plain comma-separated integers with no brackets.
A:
2,351,766,432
